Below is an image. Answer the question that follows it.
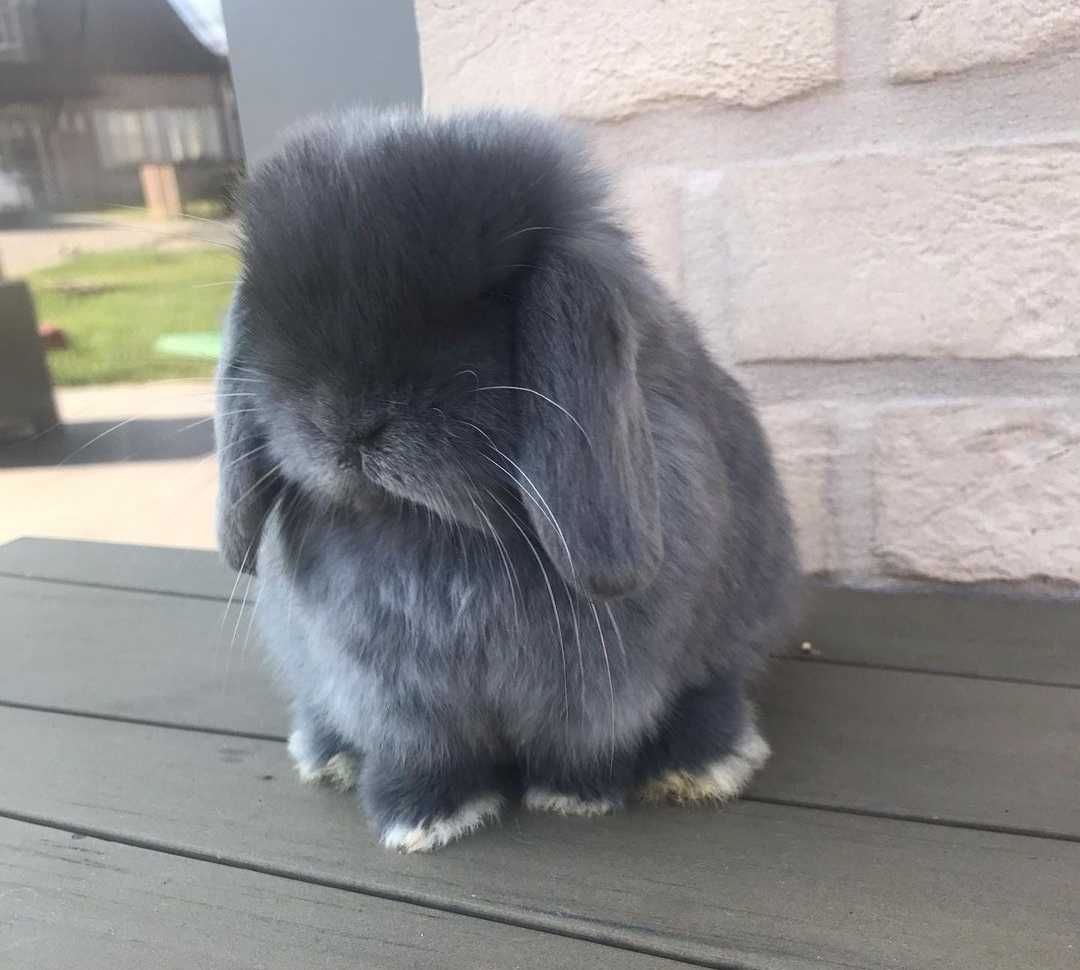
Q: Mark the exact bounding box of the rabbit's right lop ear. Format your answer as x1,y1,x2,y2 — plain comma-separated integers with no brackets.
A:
513,239,663,599
214,300,280,575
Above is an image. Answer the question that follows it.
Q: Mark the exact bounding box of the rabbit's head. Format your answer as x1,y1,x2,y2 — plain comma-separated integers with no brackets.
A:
217,111,662,597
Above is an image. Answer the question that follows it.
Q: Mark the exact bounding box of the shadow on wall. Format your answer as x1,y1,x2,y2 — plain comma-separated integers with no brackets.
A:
0,417,215,468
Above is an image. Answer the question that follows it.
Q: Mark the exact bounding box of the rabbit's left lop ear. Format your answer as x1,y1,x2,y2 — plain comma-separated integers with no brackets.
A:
214,297,281,575
513,236,663,599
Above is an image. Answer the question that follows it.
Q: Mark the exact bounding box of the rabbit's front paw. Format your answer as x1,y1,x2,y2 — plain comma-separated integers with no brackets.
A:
287,730,359,790
639,726,770,805
380,795,504,853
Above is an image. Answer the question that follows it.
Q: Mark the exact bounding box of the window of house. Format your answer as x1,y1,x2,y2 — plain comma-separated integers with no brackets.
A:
93,107,227,168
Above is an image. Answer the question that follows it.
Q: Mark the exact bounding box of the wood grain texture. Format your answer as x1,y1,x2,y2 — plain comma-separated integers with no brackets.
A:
1,707,1077,970
791,582,1080,686
0,817,685,970
5,537,1078,682
0,538,235,600
5,573,1078,836
758,662,1080,837
0,575,285,736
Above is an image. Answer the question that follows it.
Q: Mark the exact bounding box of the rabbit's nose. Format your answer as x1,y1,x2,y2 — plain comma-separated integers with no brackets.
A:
348,415,389,449
337,416,388,472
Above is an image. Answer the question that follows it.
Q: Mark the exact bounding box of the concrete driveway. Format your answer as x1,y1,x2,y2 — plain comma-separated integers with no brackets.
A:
0,381,218,550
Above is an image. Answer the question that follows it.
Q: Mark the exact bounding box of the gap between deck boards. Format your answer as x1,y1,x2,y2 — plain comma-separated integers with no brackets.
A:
6,566,1077,691
1,808,744,970
5,703,1078,969
3,697,1078,847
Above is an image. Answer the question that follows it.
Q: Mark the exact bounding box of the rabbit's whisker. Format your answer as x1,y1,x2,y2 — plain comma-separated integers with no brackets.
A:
106,202,233,231
214,432,258,455
219,468,292,692
587,600,618,776
226,365,269,383
463,482,522,633
220,537,256,635
605,602,629,669
221,374,267,384
52,416,147,465
71,214,239,253
176,407,255,436
485,487,569,727
471,385,591,448
566,579,586,714
242,580,262,658
174,415,216,434
35,390,249,469
220,441,270,473
227,567,257,691
172,432,258,483
437,369,480,398
228,460,284,512
458,419,578,582
498,225,561,243
434,479,470,587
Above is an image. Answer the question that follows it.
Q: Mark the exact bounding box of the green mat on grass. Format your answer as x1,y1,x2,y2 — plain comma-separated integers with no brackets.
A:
154,332,222,360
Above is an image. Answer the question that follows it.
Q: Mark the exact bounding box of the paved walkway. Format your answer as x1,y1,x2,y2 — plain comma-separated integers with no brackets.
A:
0,214,237,277
0,381,217,549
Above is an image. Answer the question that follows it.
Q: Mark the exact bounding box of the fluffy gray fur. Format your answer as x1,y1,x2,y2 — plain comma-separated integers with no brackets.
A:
215,109,799,850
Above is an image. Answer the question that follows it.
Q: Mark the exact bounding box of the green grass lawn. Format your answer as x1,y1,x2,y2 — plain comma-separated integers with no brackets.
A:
28,247,238,386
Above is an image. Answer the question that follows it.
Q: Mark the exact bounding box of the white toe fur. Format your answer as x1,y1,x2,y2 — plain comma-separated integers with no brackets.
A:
287,730,322,780
287,731,358,790
381,795,503,853
523,788,616,817
640,724,771,805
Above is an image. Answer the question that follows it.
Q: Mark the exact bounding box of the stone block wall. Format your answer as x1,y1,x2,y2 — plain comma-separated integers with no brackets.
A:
417,0,1080,590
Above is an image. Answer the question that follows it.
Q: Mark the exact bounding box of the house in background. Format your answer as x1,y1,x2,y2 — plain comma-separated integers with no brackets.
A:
0,0,242,212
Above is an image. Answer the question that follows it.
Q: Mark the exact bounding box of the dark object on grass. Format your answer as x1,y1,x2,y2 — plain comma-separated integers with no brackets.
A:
215,110,800,851
0,281,59,442
39,324,69,350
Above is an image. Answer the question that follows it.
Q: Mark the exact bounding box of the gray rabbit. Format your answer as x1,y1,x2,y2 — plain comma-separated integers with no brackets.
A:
215,110,799,852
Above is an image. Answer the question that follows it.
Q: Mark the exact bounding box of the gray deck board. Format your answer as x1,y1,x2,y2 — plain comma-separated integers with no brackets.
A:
5,572,1078,836
6,537,1080,685
758,661,1080,838
0,817,685,970
1,707,1077,970
6,538,1080,968
0,575,285,737
794,583,1080,687
0,537,234,601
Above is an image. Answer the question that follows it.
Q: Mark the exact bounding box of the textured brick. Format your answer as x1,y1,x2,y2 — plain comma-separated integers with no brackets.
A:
760,405,836,574
417,0,838,119
893,0,1080,81
874,404,1080,584
685,148,1080,361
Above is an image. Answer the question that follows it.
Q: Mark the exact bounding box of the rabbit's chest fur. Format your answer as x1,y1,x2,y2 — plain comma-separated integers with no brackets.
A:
256,496,675,755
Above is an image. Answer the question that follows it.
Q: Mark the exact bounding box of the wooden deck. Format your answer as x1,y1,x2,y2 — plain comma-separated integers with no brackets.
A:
2,536,1078,969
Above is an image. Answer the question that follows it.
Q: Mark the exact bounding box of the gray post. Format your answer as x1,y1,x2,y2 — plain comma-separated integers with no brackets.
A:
0,281,59,442
221,0,422,164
